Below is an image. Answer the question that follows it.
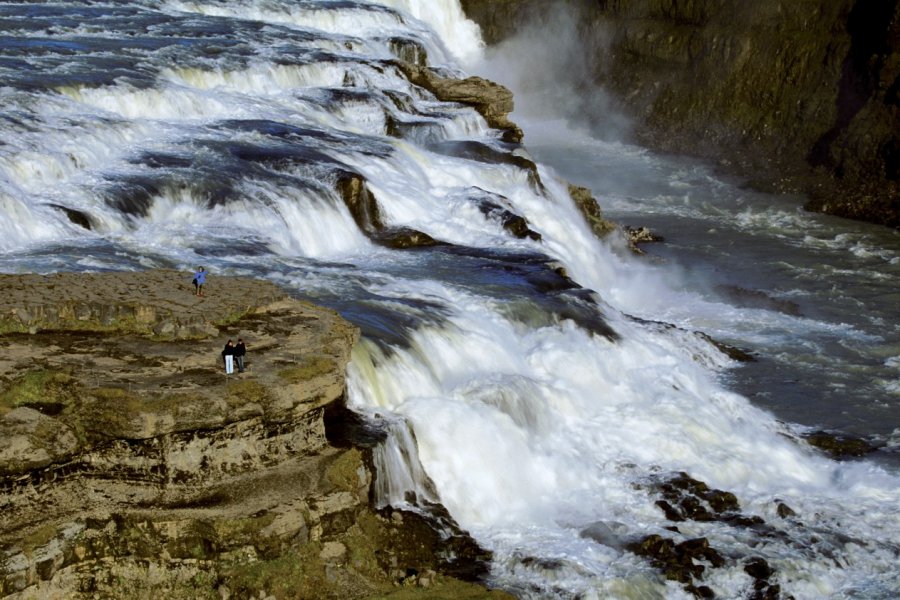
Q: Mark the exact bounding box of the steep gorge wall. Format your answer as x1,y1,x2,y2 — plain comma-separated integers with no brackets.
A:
461,0,900,227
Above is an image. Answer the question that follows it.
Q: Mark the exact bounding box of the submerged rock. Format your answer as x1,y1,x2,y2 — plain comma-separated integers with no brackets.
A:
714,285,803,317
473,192,542,240
695,331,756,362
47,204,92,230
567,184,665,254
373,226,446,249
625,534,724,584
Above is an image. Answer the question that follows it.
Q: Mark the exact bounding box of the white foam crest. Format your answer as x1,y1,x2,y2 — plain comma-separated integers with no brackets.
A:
734,205,816,234
124,182,372,259
161,62,426,134
335,140,711,321
163,0,474,67
386,104,491,146
58,83,244,122
349,282,822,514
1,148,84,195
368,412,442,509
802,232,900,265
264,185,374,258
377,0,485,65
333,142,536,247
103,189,242,252
473,159,884,356
163,63,349,95
346,144,656,318
0,93,154,193
165,0,404,36
0,194,73,252
2,131,148,195
330,100,389,137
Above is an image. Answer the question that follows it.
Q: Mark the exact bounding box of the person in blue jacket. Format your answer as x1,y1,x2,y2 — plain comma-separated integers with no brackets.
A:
192,266,206,296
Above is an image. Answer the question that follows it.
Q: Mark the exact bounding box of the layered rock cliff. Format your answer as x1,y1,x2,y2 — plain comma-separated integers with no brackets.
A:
0,270,510,599
461,0,900,227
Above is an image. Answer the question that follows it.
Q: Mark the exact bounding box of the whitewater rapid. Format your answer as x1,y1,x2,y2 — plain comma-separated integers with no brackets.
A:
1,1,899,598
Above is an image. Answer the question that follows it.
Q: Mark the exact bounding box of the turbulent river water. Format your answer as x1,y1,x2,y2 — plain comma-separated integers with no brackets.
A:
1,1,899,598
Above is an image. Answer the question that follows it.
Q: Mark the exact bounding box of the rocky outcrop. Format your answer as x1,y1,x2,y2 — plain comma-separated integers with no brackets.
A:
568,183,664,253
394,61,524,143
0,271,510,599
0,270,288,339
568,184,617,239
461,0,900,228
803,430,878,458
335,172,446,249
626,472,792,599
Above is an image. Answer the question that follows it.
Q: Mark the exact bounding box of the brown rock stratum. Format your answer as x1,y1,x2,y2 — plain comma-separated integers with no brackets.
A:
0,270,509,600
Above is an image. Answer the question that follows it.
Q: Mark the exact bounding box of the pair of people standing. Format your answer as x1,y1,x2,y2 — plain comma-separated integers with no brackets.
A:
221,338,247,374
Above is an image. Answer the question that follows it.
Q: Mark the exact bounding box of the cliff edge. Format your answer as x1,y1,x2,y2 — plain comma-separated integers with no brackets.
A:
0,270,510,600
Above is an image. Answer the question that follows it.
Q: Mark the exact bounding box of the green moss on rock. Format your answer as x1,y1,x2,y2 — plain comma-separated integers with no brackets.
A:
0,368,79,416
326,448,365,493
278,355,337,383
221,543,331,599
225,379,270,405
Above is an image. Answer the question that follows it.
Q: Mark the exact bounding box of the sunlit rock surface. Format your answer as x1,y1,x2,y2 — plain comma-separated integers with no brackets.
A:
0,270,509,599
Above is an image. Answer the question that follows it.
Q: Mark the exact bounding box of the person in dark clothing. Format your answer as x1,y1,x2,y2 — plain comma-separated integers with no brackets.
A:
222,339,235,374
234,338,247,373
192,266,206,296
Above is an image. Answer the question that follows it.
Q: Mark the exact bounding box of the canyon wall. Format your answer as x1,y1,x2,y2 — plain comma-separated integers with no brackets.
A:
462,0,900,227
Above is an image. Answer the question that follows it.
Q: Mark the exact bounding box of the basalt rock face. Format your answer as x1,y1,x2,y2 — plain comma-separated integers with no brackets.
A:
0,271,507,600
461,0,900,228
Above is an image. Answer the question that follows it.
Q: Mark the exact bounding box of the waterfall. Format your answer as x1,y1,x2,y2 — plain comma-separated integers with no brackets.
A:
1,1,898,597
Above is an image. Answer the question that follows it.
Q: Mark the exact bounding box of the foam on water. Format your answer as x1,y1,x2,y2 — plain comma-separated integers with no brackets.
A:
377,0,484,64
0,195,71,252
346,278,900,597
162,0,468,67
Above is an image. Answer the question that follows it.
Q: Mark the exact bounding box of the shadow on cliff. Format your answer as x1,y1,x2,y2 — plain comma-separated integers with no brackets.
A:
807,0,900,174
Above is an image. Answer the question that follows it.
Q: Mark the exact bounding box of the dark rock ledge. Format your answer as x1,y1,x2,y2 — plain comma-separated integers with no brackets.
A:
0,270,512,600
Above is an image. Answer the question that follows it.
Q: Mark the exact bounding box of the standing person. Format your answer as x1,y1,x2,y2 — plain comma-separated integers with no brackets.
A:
234,338,247,373
222,339,235,375
192,266,206,296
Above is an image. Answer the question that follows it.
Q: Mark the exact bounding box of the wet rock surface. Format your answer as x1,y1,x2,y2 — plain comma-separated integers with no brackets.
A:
0,270,509,599
803,430,878,458
394,60,524,143
624,472,798,599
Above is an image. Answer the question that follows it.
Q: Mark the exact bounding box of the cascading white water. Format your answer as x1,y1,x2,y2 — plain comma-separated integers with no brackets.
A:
1,0,898,598
343,252,900,598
